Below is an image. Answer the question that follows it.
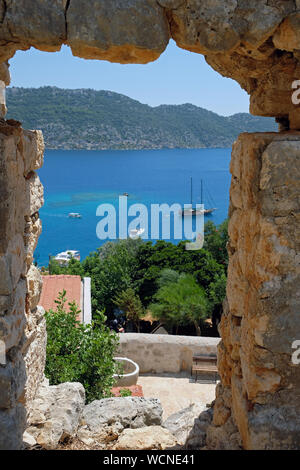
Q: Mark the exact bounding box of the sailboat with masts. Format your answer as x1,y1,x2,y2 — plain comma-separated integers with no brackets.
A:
181,177,217,216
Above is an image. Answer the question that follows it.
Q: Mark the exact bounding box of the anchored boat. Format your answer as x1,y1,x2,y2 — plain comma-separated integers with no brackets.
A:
54,250,81,266
181,177,217,216
129,228,145,239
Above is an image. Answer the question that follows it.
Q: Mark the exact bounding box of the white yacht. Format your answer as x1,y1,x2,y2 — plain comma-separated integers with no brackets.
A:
129,228,145,239
181,177,217,216
54,250,81,266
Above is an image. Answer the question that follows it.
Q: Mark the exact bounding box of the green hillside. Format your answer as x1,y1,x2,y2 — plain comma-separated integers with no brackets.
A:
6,87,277,150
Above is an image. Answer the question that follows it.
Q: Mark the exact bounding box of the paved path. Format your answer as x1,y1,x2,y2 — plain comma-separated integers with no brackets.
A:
138,373,217,419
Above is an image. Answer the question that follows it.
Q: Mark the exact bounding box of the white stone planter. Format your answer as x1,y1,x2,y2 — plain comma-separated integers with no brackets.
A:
113,357,139,387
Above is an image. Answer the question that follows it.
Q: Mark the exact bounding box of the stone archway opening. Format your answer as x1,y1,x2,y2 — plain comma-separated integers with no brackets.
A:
0,0,300,450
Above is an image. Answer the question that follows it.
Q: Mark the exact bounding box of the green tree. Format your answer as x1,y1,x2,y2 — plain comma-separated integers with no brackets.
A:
157,268,180,288
150,274,211,336
84,240,141,316
49,239,141,318
48,256,84,276
45,290,119,403
204,219,229,268
45,222,228,326
113,288,145,332
135,240,225,306
208,272,227,307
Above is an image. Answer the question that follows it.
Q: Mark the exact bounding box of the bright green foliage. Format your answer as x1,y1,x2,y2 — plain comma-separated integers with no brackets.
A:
119,388,133,397
156,268,180,288
49,239,141,317
204,219,229,268
84,240,141,315
208,272,227,307
45,221,228,327
45,290,119,403
49,257,84,276
150,274,211,335
114,288,145,332
134,239,225,306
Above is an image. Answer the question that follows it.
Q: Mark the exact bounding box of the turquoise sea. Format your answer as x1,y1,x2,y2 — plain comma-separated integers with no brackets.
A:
36,148,232,267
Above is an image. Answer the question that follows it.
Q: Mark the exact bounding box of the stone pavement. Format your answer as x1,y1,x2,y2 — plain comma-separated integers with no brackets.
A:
138,373,217,419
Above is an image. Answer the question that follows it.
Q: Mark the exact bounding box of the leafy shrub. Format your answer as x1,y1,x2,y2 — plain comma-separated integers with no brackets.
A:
119,388,132,397
45,290,119,403
150,273,210,335
113,288,145,332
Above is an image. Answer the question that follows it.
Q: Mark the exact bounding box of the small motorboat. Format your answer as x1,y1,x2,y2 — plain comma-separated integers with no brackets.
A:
68,213,82,218
54,250,81,266
129,228,145,239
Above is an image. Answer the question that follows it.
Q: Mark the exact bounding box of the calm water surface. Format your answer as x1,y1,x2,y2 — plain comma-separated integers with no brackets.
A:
36,148,232,266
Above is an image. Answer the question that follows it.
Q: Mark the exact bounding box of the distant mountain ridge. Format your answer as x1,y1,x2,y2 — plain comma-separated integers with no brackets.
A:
6,87,277,150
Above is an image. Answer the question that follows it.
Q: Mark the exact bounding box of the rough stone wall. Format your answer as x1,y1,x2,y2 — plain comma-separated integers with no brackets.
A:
0,65,45,447
0,0,299,450
118,333,220,374
0,1,300,125
206,132,300,450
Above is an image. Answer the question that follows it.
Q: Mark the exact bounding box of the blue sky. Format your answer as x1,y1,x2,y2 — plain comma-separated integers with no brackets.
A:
9,40,249,116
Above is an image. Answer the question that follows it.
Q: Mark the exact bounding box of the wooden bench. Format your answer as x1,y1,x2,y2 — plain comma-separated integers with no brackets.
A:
191,354,218,383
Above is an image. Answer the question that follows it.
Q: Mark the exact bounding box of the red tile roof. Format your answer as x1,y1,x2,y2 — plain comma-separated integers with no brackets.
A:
40,275,82,322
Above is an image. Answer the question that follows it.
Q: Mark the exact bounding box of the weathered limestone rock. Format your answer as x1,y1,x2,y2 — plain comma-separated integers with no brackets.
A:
0,347,27,409
26,379,86,450
26,265,42,311
23,430,37,448
273,12,300,52
25,172,44,217
0,62,10,86
162,0,300,125
183,406,214,449
114,426,178,450
206,415,242,450
67,0,170,63
0,404,26,450
163,402,207,446
24,215,42,268
21,130,44,176
0,122,44,449
0,123,26,254
23,306,46,407
169,0,295,53
0,1,299,125
0,280,26,351
0,255,12,296
0,0,299,451
79,397,163,444
206,133,300,450
77,397,163,446
0,0,67,56
167,0,240,54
